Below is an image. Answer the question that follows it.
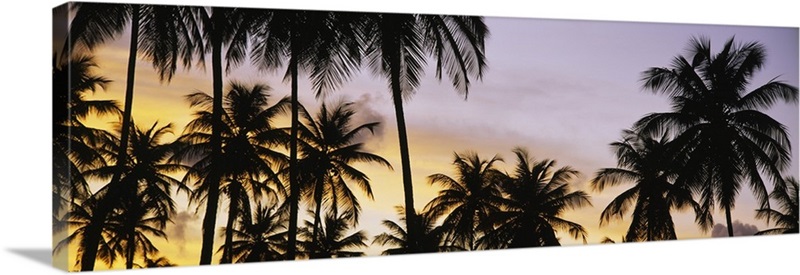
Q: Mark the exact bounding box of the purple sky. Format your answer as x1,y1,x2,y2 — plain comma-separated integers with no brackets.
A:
387,16,799,243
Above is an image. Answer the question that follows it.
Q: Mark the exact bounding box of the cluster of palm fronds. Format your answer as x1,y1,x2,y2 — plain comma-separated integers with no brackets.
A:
375,148,592,254
55,1,490,270
53,61,392,268
591,37,798,242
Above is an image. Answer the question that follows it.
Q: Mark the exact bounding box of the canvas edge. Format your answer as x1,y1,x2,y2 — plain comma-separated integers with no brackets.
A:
52,1,72,272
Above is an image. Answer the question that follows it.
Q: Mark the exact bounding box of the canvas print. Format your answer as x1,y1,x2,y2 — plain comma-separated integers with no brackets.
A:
52,1,799,271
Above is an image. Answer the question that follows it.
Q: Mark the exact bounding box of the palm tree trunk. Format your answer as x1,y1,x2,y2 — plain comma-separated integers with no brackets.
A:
725,204,734,237
79,5,141,271
222,182,239,264
199,15,223,265
125,232,136,269
312,177,325,258
390,50,418,253
78,222,103,271
286,28,301,260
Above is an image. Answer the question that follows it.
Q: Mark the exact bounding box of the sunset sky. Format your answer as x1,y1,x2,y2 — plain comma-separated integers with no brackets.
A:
54,4,799,269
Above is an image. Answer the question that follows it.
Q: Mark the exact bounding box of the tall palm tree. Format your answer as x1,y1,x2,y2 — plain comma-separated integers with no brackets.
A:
478,148,591,249
360,14,489,250
222,201,289,263
590,131,706,242
68,3,199,270
249,10,365,259
756,177,798,235
635,37,798,237
174,82,289,264
424,152,505,250
296,101,392,250
298,211,368,259
373,206,464,255
181,6,248,264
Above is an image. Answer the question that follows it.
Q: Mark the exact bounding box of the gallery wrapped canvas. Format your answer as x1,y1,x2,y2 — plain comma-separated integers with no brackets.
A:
52,0,798,272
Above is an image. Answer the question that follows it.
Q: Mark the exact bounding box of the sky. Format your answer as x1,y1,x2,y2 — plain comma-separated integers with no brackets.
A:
52,1,798,270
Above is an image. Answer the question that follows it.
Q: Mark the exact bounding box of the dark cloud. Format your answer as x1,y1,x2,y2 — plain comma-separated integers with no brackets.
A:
349,93,387,142
711,220,759,237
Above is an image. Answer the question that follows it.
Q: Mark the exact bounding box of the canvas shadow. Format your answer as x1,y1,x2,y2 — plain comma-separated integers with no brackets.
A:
7,248,52,267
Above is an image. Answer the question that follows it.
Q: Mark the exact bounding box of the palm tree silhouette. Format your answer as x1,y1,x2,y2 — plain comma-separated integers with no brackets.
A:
590,131,706,242
298,211,368,259
249,10,365,259
68,3,199,269
220,201,289,263
478,148,591,249
52,54,115,215
52,54,116,126
295,101,392,251
59,121,186,270
54,200,117,270
106,192,169,270
635,37,798,237
173,82,289,264
372,206,464,255
81,122,186,269
755,177,798,235
183,7,252,264
360,14,488,250
424,152,505,250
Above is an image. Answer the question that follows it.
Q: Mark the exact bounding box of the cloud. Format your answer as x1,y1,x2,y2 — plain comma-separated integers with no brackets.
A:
711,220,759,237
348,93,388,143
165,211,200,254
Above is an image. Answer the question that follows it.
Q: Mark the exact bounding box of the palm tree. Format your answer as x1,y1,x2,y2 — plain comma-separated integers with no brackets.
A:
296,101,392,250
54,200,117,271
68,3,199,270
106,192,169,270
590,131,706,242
83,123,186,269
61,121,185,270
222,201,289,263
756,177,798,235
360,14,489,250
373,206,464,255
52,54,116,215
298,211,368,259
424,152,505,250
174,82,289,264
635,36,798,237
478,148,591,249
52,54,116,127
249,10,365,259
179,6,249,264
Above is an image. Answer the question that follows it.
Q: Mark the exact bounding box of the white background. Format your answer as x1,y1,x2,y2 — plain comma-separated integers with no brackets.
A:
1,0,798,274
